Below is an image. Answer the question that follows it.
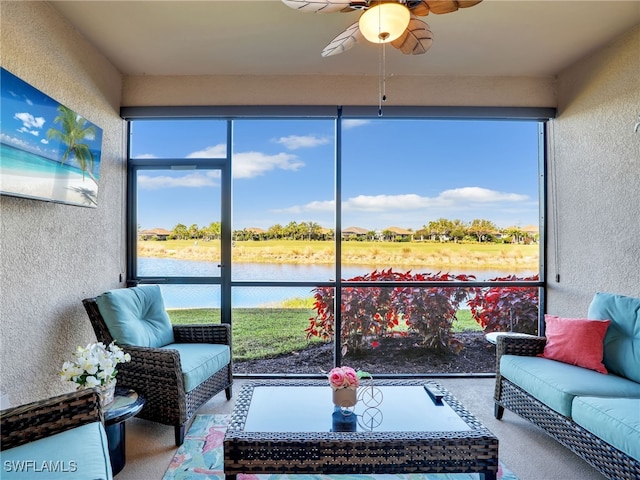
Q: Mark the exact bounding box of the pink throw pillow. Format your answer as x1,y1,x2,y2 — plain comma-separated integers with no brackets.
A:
540,315,611,374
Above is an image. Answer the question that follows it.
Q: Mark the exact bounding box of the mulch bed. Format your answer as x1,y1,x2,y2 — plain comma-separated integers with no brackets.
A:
233,332,497,375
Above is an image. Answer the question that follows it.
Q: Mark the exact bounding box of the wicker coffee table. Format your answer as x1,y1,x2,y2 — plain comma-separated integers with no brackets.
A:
224,379,498,480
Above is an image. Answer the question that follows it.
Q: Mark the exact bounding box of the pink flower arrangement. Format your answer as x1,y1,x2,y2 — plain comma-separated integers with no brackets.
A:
328,366,370,390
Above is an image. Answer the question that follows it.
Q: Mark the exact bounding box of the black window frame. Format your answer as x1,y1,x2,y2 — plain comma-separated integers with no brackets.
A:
123,105,554,369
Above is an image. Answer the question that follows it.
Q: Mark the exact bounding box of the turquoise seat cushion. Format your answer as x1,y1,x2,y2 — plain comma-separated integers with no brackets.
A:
160,343,230,392
587,292,640,383
500,355,640,417
572,396,640,461
0,422,112,479
96,285,175,348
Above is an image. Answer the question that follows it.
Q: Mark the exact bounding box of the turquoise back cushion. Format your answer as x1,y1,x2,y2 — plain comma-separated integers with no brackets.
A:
588,292,640,383
96,285,175,348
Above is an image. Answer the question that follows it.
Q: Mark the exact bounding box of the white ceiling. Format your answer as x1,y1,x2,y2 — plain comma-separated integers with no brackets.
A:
50,0,640,78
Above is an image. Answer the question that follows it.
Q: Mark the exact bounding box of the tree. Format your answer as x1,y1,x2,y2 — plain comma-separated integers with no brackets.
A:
302,221,321,240
503,226,524,244
268,223,285,240
449,219,467,243
172,223,189,240
47,105,97,181
427,218,453,242
468,219,498,242
203,221,221,240
284,221,299,240
415,226,429,241
188,224,200,239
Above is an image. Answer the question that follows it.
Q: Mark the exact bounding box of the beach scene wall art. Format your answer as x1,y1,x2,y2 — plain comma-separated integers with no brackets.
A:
0,67,103,208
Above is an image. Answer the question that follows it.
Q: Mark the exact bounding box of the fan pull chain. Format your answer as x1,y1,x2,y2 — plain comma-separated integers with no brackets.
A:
378,42,387,117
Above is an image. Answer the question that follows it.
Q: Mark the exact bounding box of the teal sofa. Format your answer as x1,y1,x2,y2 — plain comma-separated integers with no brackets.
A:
0,388,112,479
494,292,640,480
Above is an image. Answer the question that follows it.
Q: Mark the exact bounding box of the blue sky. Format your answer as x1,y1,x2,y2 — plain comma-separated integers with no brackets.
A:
132,117,540,233
0,68,103,171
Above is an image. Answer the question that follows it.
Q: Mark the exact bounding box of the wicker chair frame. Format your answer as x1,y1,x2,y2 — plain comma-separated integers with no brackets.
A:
1,388,103,451
83,297,233,446
494,335,640,480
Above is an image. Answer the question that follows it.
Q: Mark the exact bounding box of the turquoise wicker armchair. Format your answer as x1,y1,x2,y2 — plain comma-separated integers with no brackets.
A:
83,285,232,446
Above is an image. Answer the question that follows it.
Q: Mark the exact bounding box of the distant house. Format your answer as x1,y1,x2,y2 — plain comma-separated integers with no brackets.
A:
500,225,539,243
342,226,369,239
245,227,266,240
139,228,172,241
384,226,414,241
319,227,333,240
522,225,539,243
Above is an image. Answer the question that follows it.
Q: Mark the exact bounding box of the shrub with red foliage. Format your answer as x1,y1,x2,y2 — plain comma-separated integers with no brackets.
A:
467,274,540,334
307,269,476,355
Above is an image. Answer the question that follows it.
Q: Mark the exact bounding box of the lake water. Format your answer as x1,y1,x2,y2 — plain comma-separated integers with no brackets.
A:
139,257,537,309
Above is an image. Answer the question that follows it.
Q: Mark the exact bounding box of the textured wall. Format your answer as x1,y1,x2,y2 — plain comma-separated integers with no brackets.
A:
0,2,125,405
546,26,640,315
123,74,556,107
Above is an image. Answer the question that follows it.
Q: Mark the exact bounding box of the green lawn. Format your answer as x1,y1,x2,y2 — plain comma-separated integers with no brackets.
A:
167,307,481,361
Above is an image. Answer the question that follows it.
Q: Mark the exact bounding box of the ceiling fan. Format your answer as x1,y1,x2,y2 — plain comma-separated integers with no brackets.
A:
281,0,483,57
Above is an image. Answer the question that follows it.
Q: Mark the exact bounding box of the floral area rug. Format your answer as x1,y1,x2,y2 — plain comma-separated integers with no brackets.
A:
163,415,518,480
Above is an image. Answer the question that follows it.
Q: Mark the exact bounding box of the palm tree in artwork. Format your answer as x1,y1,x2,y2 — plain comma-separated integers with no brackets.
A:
47,105,97,181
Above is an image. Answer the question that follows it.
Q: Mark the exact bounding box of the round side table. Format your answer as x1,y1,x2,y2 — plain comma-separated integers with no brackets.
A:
103,387,145,475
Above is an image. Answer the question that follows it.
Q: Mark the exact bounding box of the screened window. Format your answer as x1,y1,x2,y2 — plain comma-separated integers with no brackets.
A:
125,109,546,376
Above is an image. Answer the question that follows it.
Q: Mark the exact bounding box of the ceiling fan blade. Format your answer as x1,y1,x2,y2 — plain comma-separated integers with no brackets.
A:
457,1,483,9
281,0,356,13
321,21,362,57
391,18,433,55
409,1,431,17
409,0,482,16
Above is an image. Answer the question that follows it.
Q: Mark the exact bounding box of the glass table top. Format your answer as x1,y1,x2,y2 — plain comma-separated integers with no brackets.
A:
243,384,471,433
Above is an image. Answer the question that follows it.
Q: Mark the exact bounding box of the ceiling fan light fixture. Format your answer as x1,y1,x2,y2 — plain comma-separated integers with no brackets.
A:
359,3,410,44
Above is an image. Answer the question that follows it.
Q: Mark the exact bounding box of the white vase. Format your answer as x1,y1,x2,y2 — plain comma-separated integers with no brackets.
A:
99,379,116,407
332,387,357,407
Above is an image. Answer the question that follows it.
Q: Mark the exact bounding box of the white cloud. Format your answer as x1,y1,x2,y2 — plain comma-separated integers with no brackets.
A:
275,200,334,214
14,112,45,130
18,127,40,137
0,132,54,160
346,194,430,211
279,187,530,215
275,135,330,150
134,144,304,179
233,151,304,178
138,171,220,190
186,144,227,158
342,119,370,129
439,187,528,203
0,132,30,149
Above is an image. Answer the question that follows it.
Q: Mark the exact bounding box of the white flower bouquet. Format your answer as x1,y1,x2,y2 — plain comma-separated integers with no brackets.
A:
60,342,131,388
